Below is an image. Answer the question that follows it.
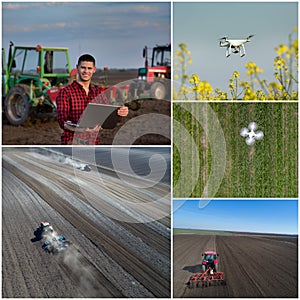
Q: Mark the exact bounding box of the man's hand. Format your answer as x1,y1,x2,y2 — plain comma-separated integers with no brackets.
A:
117,106,129,117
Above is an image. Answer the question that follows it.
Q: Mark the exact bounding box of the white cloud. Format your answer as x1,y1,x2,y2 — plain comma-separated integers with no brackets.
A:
132,5,160,14
4,22,79,33
3,2,62,10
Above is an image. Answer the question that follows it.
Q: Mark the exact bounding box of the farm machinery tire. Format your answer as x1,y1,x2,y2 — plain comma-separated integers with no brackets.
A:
214,264,218,272
126,100,141,111
4,85,31,125
150,82,167,100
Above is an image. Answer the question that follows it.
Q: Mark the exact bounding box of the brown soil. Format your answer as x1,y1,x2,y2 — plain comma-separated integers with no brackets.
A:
173,233,298,297
2,149,171,297
2,70,170,145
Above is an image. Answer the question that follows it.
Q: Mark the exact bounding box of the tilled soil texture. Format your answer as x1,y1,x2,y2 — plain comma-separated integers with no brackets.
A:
2,149,171,298
2,70,170,145
2,99,170,145
173,234,298,297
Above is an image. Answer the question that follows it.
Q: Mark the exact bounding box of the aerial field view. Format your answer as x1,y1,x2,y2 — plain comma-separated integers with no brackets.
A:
173,200,298,298
2,147,171,297
173,102,298,198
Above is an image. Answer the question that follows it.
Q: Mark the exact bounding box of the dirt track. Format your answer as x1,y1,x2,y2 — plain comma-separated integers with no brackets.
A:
2,148,171,297
173,234,298,297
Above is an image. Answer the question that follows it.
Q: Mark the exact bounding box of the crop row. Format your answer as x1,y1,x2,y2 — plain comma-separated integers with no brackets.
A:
173,102,298,198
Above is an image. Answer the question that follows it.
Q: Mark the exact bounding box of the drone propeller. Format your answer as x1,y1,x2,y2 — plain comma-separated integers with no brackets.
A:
254,131,264,140
219,36,228,40
240,127,249,138
248,122,258,131
247,34,255,39
246,136,256,146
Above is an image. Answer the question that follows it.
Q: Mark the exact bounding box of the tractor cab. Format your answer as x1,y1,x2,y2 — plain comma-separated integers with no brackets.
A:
202,251,219,272
138,44,171,82
151,44,171,67
203,252,218,262
135,43,171,100
2,42,71,125
4,43,71,94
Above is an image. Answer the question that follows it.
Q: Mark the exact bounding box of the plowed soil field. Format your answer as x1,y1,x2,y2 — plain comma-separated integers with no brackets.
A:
2,70,170,145
2,99,170,145
2,148,171,298
173,233,298,297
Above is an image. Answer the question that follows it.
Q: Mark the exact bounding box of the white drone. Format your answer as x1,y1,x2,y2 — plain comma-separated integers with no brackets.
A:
240,122,264,146
219,34,254,57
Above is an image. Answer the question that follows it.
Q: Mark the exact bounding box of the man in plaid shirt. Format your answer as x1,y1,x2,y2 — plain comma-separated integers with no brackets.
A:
56,54,128,145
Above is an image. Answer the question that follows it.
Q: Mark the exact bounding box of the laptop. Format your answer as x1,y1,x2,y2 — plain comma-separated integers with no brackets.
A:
78,103,121,129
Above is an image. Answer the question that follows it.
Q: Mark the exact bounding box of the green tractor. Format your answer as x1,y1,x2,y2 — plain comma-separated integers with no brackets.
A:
2,42,71,125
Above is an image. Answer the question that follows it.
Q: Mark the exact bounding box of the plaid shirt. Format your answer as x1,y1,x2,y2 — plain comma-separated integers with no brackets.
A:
56,81,108,145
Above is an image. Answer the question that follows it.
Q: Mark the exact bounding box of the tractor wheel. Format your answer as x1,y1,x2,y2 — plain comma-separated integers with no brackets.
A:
127,99,141,111
4,85,31,125
202,265,206,273
214,264,219,272
150,82,166,99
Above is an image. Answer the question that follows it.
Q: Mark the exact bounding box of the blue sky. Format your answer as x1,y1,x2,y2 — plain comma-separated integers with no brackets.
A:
2,2,170,69
173,200,298,234
173,2,298,92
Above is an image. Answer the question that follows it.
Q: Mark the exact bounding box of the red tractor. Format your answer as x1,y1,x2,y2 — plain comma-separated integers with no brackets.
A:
201,251,219,272
187,251,225,288
133,44,171,100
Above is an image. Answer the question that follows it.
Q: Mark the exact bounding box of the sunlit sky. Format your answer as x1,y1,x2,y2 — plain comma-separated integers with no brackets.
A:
173,2,298,91
2,2,171,69
173,200,298,235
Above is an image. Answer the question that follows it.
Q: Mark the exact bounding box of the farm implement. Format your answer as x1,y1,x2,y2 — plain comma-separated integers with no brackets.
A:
187,251,226,288
187,267,226,288
31,222,70,255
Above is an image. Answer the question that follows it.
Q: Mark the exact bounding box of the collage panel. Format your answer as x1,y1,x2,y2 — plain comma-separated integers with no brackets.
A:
2,2,172,298
173,2,298,100
2,2,171,146
1,1,299,299
172,1,298,298
2,147,171,297
173,102,298,199
173,199,298,298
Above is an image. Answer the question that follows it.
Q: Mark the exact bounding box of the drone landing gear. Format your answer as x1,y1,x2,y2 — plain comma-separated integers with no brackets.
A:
226,46,231,58
239,44,246,57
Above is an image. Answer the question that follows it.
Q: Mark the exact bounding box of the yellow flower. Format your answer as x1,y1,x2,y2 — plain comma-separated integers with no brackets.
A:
245,62,263,75
274,56,286,70
190,74,200,84
276,44,288,55
231,71,240,79
243,89,256,100
292,39,298,53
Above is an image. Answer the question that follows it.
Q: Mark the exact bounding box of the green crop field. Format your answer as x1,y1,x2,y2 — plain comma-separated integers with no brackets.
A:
173,228,233,235
173,102,298,198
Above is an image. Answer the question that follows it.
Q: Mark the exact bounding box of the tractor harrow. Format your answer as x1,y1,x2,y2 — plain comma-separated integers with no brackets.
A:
187,267,226,288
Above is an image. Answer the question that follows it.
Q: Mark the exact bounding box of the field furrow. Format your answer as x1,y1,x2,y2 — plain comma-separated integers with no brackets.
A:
173,233,298,297
2,149,171,298
173,102,298,198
